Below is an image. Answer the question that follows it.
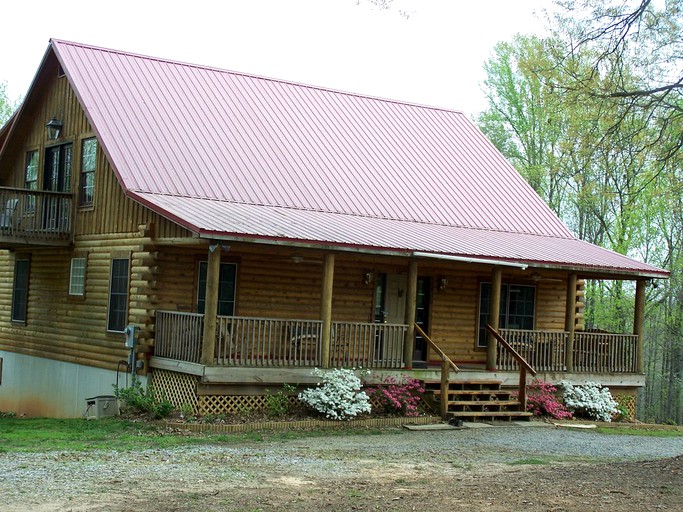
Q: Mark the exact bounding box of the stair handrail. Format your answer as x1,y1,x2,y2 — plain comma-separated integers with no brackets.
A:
414,323,459,419
414,323,459,373
485,324,537,410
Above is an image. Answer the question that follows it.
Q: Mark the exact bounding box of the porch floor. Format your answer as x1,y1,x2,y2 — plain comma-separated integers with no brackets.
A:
149,356,645,389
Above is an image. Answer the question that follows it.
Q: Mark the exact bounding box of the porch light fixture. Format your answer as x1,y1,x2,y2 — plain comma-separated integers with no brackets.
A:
46,117,63,140
438,277,448,291
291,254,304,264
363,271,374,286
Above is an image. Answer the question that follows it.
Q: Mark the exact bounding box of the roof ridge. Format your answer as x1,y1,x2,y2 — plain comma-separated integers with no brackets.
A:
132,190,577,242
49,38,466,115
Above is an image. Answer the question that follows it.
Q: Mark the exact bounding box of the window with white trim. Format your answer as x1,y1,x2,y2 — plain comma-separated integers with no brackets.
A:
69,257,87,296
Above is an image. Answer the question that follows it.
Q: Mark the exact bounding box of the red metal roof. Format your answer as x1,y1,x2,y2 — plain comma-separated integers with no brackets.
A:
48,39,666,278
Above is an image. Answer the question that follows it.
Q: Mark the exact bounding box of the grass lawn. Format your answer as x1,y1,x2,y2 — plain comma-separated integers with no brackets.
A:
0,417,273,453
0,416,392,453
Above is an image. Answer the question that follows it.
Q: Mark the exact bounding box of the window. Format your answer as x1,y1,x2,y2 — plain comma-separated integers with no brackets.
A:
25,151,38,211
80,138,97,206
197,262,236,316
69,257,87,296
107,259,129,332
477,282,536,347
12,258,30,323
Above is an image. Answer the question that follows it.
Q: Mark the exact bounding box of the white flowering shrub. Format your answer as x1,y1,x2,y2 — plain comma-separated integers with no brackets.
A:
559,381,619,422
298,368,372,420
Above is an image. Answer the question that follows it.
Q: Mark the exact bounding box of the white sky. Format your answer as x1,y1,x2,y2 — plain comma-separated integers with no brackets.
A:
0,0,548,118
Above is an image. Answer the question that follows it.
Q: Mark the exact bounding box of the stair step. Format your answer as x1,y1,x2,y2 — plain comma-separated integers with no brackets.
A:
447,400,521,407
423,379,502,387
432,389,512,397
449,410,534,418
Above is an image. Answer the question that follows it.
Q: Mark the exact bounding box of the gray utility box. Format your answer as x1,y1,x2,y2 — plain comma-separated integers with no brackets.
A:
85,395,120,419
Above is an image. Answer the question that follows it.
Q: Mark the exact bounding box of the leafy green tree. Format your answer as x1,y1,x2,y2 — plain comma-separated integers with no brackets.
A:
0,81,16,125
477,24,682,423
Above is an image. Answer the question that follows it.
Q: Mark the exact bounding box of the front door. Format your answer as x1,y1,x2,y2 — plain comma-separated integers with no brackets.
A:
374,273,430,365
414,276,430,364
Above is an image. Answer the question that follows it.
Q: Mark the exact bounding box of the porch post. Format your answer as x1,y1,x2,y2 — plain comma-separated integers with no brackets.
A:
634,278,646,374
403,260,418,369
486,266,502,370
564,273,577,372
200,243,221,366
320,253,335,369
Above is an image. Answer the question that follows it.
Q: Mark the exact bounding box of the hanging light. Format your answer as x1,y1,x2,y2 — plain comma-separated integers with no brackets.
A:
46,117,63,140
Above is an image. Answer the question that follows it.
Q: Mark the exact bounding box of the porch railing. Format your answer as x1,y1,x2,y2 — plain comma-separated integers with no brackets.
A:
498,329,568,372
574,332,638,373
215,316,323,367
155,311,204,363
0,187,73,245
497,328,639,373
154,311,407,369
331,322,406,369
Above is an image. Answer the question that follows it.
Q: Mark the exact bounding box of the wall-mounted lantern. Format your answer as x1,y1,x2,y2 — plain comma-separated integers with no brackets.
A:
438,277,448,291
46,117,63,140
363,271,374,286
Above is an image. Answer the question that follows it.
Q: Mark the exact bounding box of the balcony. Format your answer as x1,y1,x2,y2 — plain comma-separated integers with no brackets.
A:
0,187,74,248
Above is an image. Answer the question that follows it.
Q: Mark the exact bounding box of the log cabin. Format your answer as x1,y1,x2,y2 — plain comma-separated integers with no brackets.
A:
0,39,668,419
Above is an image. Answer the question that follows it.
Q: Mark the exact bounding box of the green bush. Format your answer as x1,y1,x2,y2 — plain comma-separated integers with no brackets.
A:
265,384,296,418
113,378,173,419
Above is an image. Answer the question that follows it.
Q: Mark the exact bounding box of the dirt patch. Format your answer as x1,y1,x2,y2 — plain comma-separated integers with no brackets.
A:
3,429,681,512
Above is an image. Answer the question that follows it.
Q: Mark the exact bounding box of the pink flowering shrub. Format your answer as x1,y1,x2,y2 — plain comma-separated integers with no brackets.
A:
519,379,573,420
367,376,425,417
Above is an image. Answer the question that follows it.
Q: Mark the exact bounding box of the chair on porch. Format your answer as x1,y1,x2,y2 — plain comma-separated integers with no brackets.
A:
288,323,333,364
0,198,19,229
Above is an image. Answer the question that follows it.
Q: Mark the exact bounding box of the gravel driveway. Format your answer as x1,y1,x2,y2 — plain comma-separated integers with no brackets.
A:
2,423,682,511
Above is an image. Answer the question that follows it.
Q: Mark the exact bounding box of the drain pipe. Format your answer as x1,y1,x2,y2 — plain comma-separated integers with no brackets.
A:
411,252,529,270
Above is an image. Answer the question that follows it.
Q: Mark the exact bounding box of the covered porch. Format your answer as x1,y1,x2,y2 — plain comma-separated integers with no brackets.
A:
147,242,648,379
151,311,642,376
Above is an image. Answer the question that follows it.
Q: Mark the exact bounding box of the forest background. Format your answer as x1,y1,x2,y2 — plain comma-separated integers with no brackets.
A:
476,0,682,424
0,0,680,424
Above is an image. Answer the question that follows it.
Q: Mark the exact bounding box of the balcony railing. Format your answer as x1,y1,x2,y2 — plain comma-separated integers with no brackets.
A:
154,311,407,369
498,328,639,373
0,187,73,246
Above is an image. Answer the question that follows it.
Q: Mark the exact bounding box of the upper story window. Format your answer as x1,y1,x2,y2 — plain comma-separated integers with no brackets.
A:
477,282,536,347
80,138,97,206
25,151,38,211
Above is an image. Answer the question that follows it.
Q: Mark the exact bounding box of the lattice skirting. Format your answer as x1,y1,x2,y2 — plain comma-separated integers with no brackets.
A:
149,369,200,415
148,372,427,418
614,394,636,420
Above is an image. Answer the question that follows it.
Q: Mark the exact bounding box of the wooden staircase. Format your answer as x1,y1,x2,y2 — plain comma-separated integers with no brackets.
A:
423,379,533,422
